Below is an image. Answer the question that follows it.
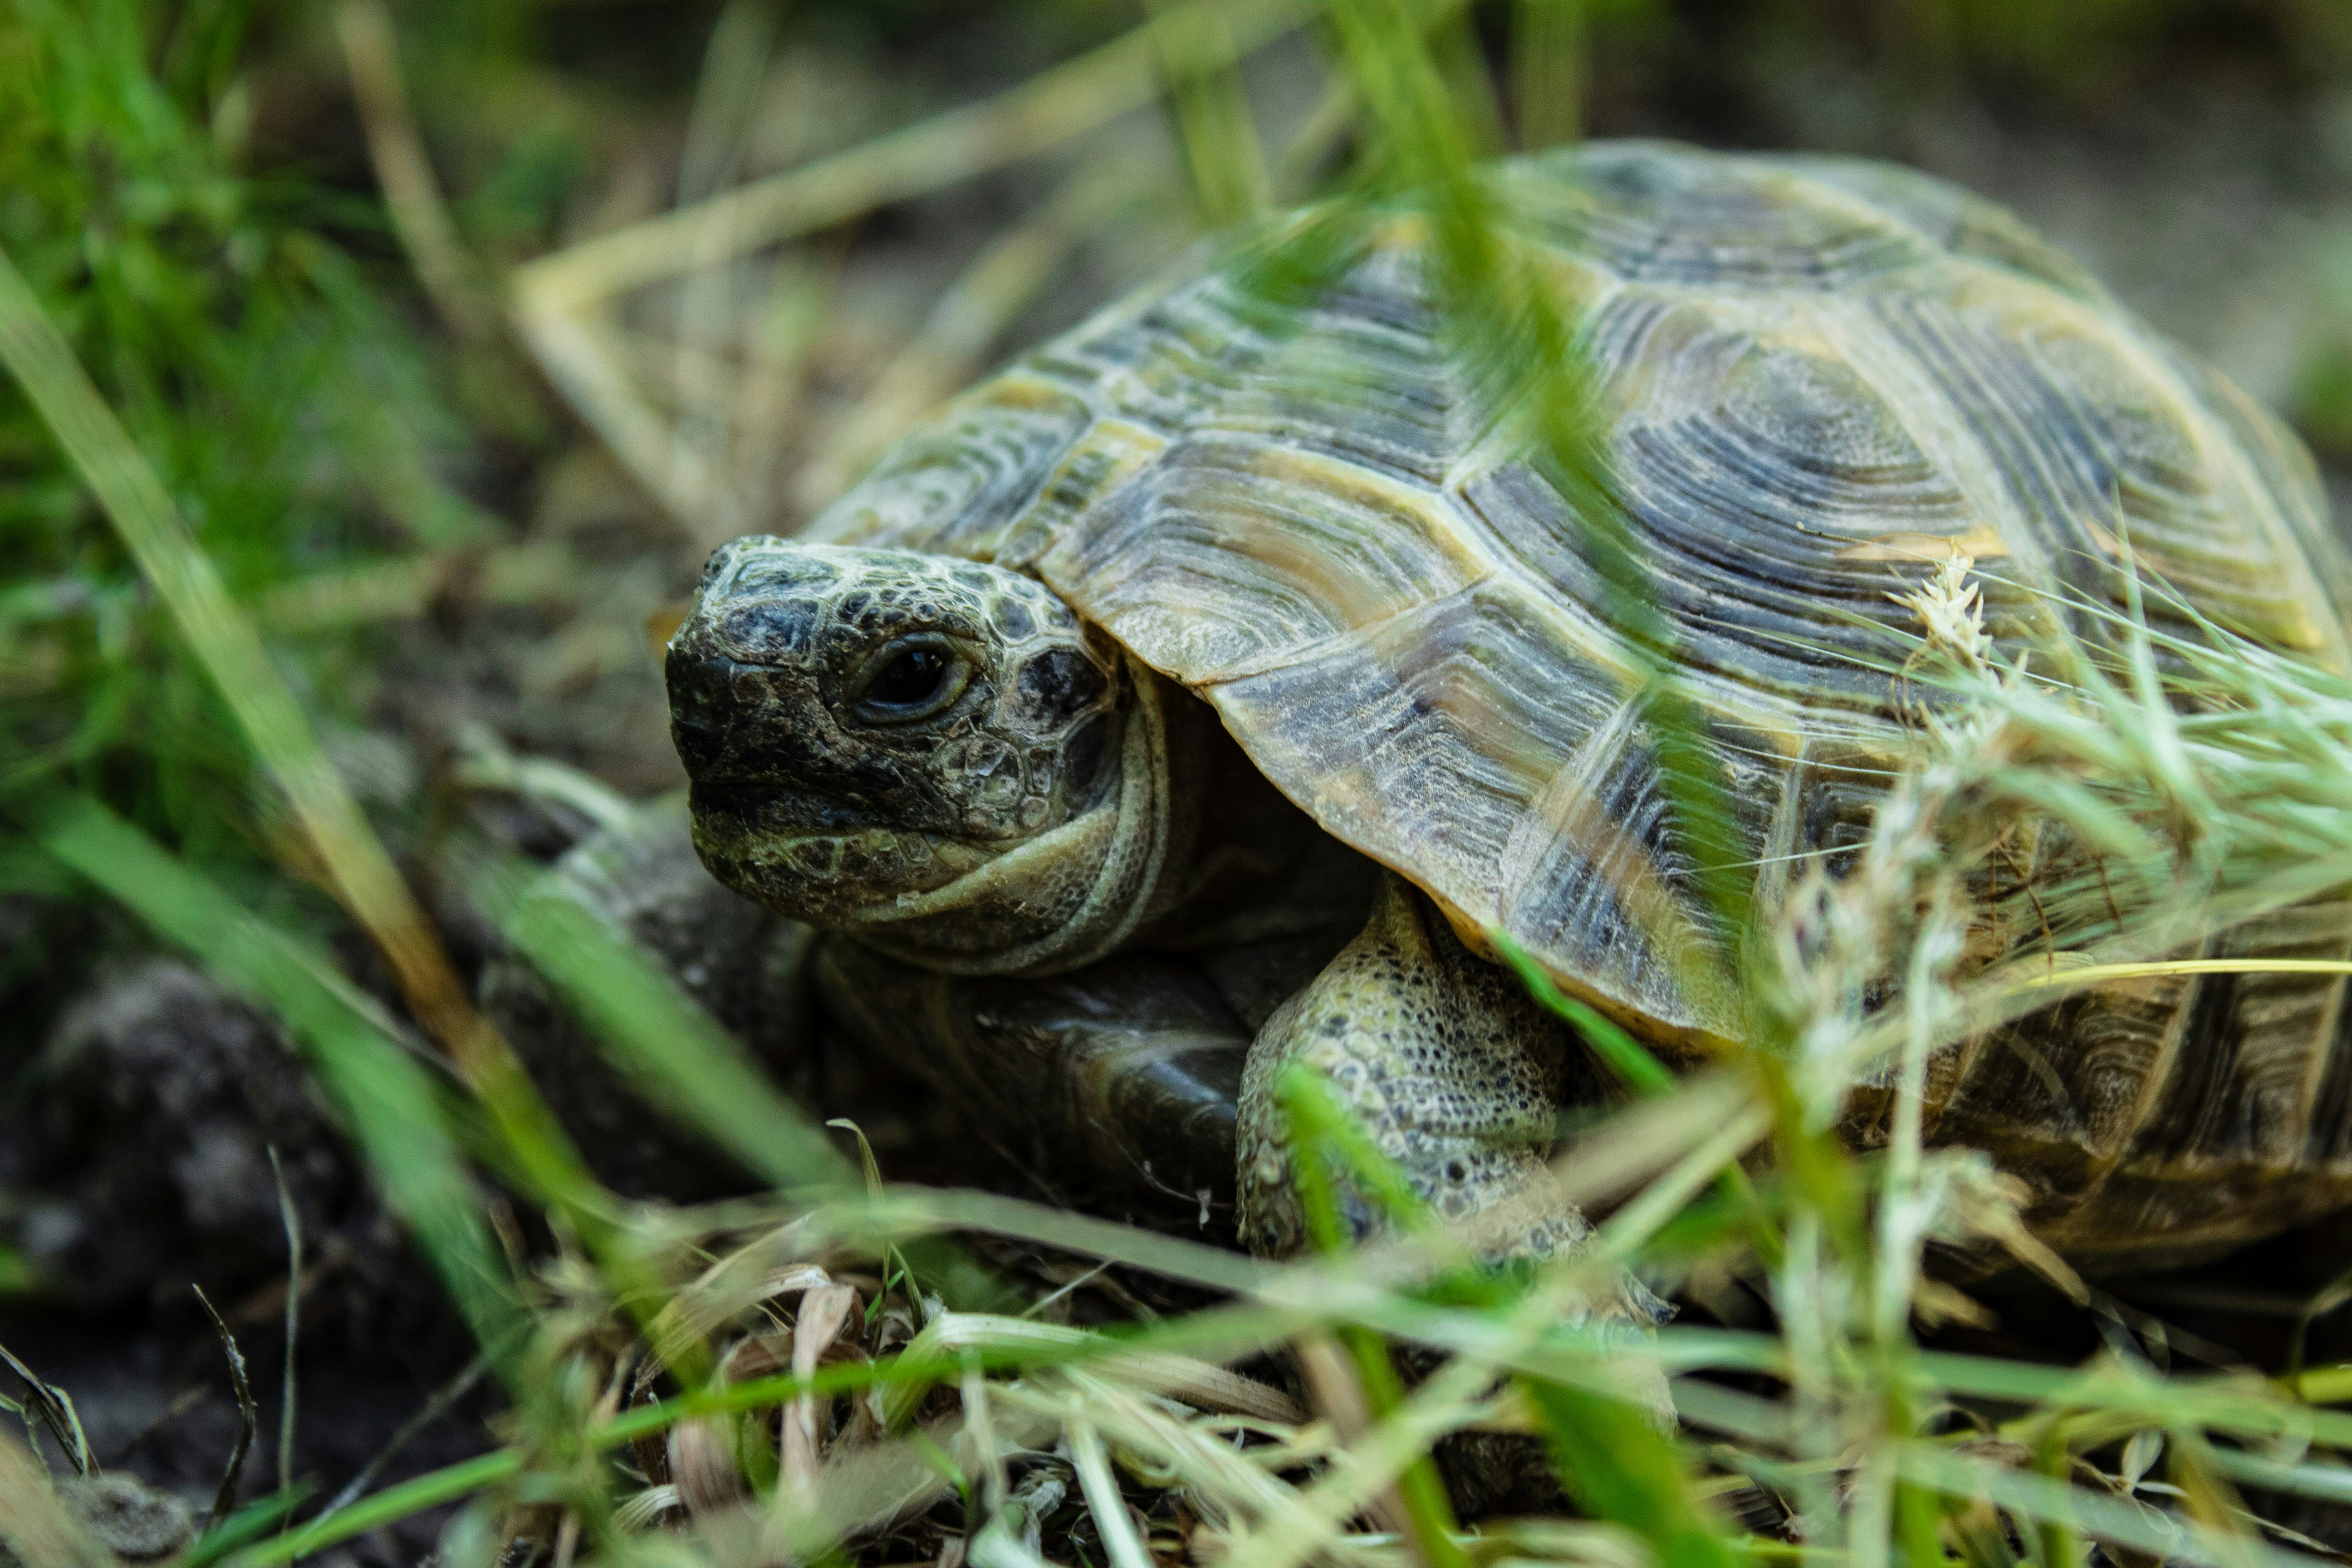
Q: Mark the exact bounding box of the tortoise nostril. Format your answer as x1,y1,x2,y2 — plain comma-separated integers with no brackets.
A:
664,649,725,721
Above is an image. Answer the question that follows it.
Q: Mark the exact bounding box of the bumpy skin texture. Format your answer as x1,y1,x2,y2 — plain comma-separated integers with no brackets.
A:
1237,875,1648,1300
781,141,2352,1270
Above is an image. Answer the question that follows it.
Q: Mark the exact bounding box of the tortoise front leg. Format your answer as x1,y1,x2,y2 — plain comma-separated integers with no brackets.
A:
1236,873,1657,1312
813,939,1252,1228
1238,874,1674,1450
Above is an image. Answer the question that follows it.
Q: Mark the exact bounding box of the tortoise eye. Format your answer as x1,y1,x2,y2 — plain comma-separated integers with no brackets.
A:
852,637,968,722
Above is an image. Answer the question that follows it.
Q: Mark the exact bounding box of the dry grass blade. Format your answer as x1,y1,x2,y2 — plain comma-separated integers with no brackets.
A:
614,1485,678,1531
1547,1070,1755,1208
522,302,731,533
268,1147,302,1509
338,0,497,339
1591,1103,1771,1255
994,1373,1387,1568
781,1283,861,1499
967,1465,1067,1568
881,1313,1303,1431
765,1409,1059,1562
654,1258,835,1371
1894,1442,2325,1568
193,1286,259,1536
1290,1333,1413,1539
791,161,1136,518
666,0,786,542
2008,958,2352,987
510,0,1312,314
1066,1420,1153,1568
256,543,578,633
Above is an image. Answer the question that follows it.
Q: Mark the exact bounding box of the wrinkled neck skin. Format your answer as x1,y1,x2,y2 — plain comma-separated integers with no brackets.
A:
838,651,1188,977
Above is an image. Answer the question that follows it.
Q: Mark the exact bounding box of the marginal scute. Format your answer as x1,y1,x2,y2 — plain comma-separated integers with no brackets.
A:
2162,349,2352,666
1030,279,1266,436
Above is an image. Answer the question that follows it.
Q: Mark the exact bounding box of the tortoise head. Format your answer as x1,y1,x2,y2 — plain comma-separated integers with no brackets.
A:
666,538,1173,975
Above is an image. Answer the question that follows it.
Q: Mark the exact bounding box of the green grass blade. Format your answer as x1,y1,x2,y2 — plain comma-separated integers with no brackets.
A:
1274,1065,1470,1568
1273,1062,1437,1233
1512,0,1586,147
1523,1377,1743,1568
1147,0,1271,227
0,237,451,1039
1491,930,1678,1096
181,1484,316,1568
224,1452,520,1568
1892,1441,2311,1568
1318,0,1752,994
481,854,856,1194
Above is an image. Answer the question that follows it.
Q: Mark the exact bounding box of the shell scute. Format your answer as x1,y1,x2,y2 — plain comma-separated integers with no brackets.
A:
1507,142,1940,292
1032,283,1268,436
1763,152,2109,304
1196,306,1470,487
1041,438,1490,685
1857,280,2342,657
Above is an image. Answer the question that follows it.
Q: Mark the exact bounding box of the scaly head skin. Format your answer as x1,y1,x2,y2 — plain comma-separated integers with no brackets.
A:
666,539,1174,975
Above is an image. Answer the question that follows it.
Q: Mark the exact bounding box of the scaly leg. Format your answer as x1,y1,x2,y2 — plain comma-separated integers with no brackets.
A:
1237,874,1667,1325
814,939,1252,1229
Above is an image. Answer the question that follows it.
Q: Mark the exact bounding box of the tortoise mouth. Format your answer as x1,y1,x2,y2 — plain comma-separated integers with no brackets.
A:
686,779,991,924
687,778,874,838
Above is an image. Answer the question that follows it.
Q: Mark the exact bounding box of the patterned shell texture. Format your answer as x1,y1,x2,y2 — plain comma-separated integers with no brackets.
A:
808,141,2352,1260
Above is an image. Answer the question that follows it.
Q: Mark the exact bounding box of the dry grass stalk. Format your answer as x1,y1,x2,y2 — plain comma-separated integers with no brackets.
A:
338,0,499,341
509,0,1311,314
782,1283,862,1500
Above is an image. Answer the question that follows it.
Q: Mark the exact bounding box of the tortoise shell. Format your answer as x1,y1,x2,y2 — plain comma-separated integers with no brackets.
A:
804,141,2352,1266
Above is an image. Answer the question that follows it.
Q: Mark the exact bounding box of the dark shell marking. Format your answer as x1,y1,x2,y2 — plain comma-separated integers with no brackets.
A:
806,141,2352,1265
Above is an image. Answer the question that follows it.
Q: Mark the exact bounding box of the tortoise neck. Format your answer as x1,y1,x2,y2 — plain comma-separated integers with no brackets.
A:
841,652,1184,977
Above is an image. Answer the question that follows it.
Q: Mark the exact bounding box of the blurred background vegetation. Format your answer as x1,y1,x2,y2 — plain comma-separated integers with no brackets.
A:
18,1,2352,1564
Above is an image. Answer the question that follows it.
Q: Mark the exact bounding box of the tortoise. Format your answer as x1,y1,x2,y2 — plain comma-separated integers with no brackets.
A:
643,139,2352,1294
